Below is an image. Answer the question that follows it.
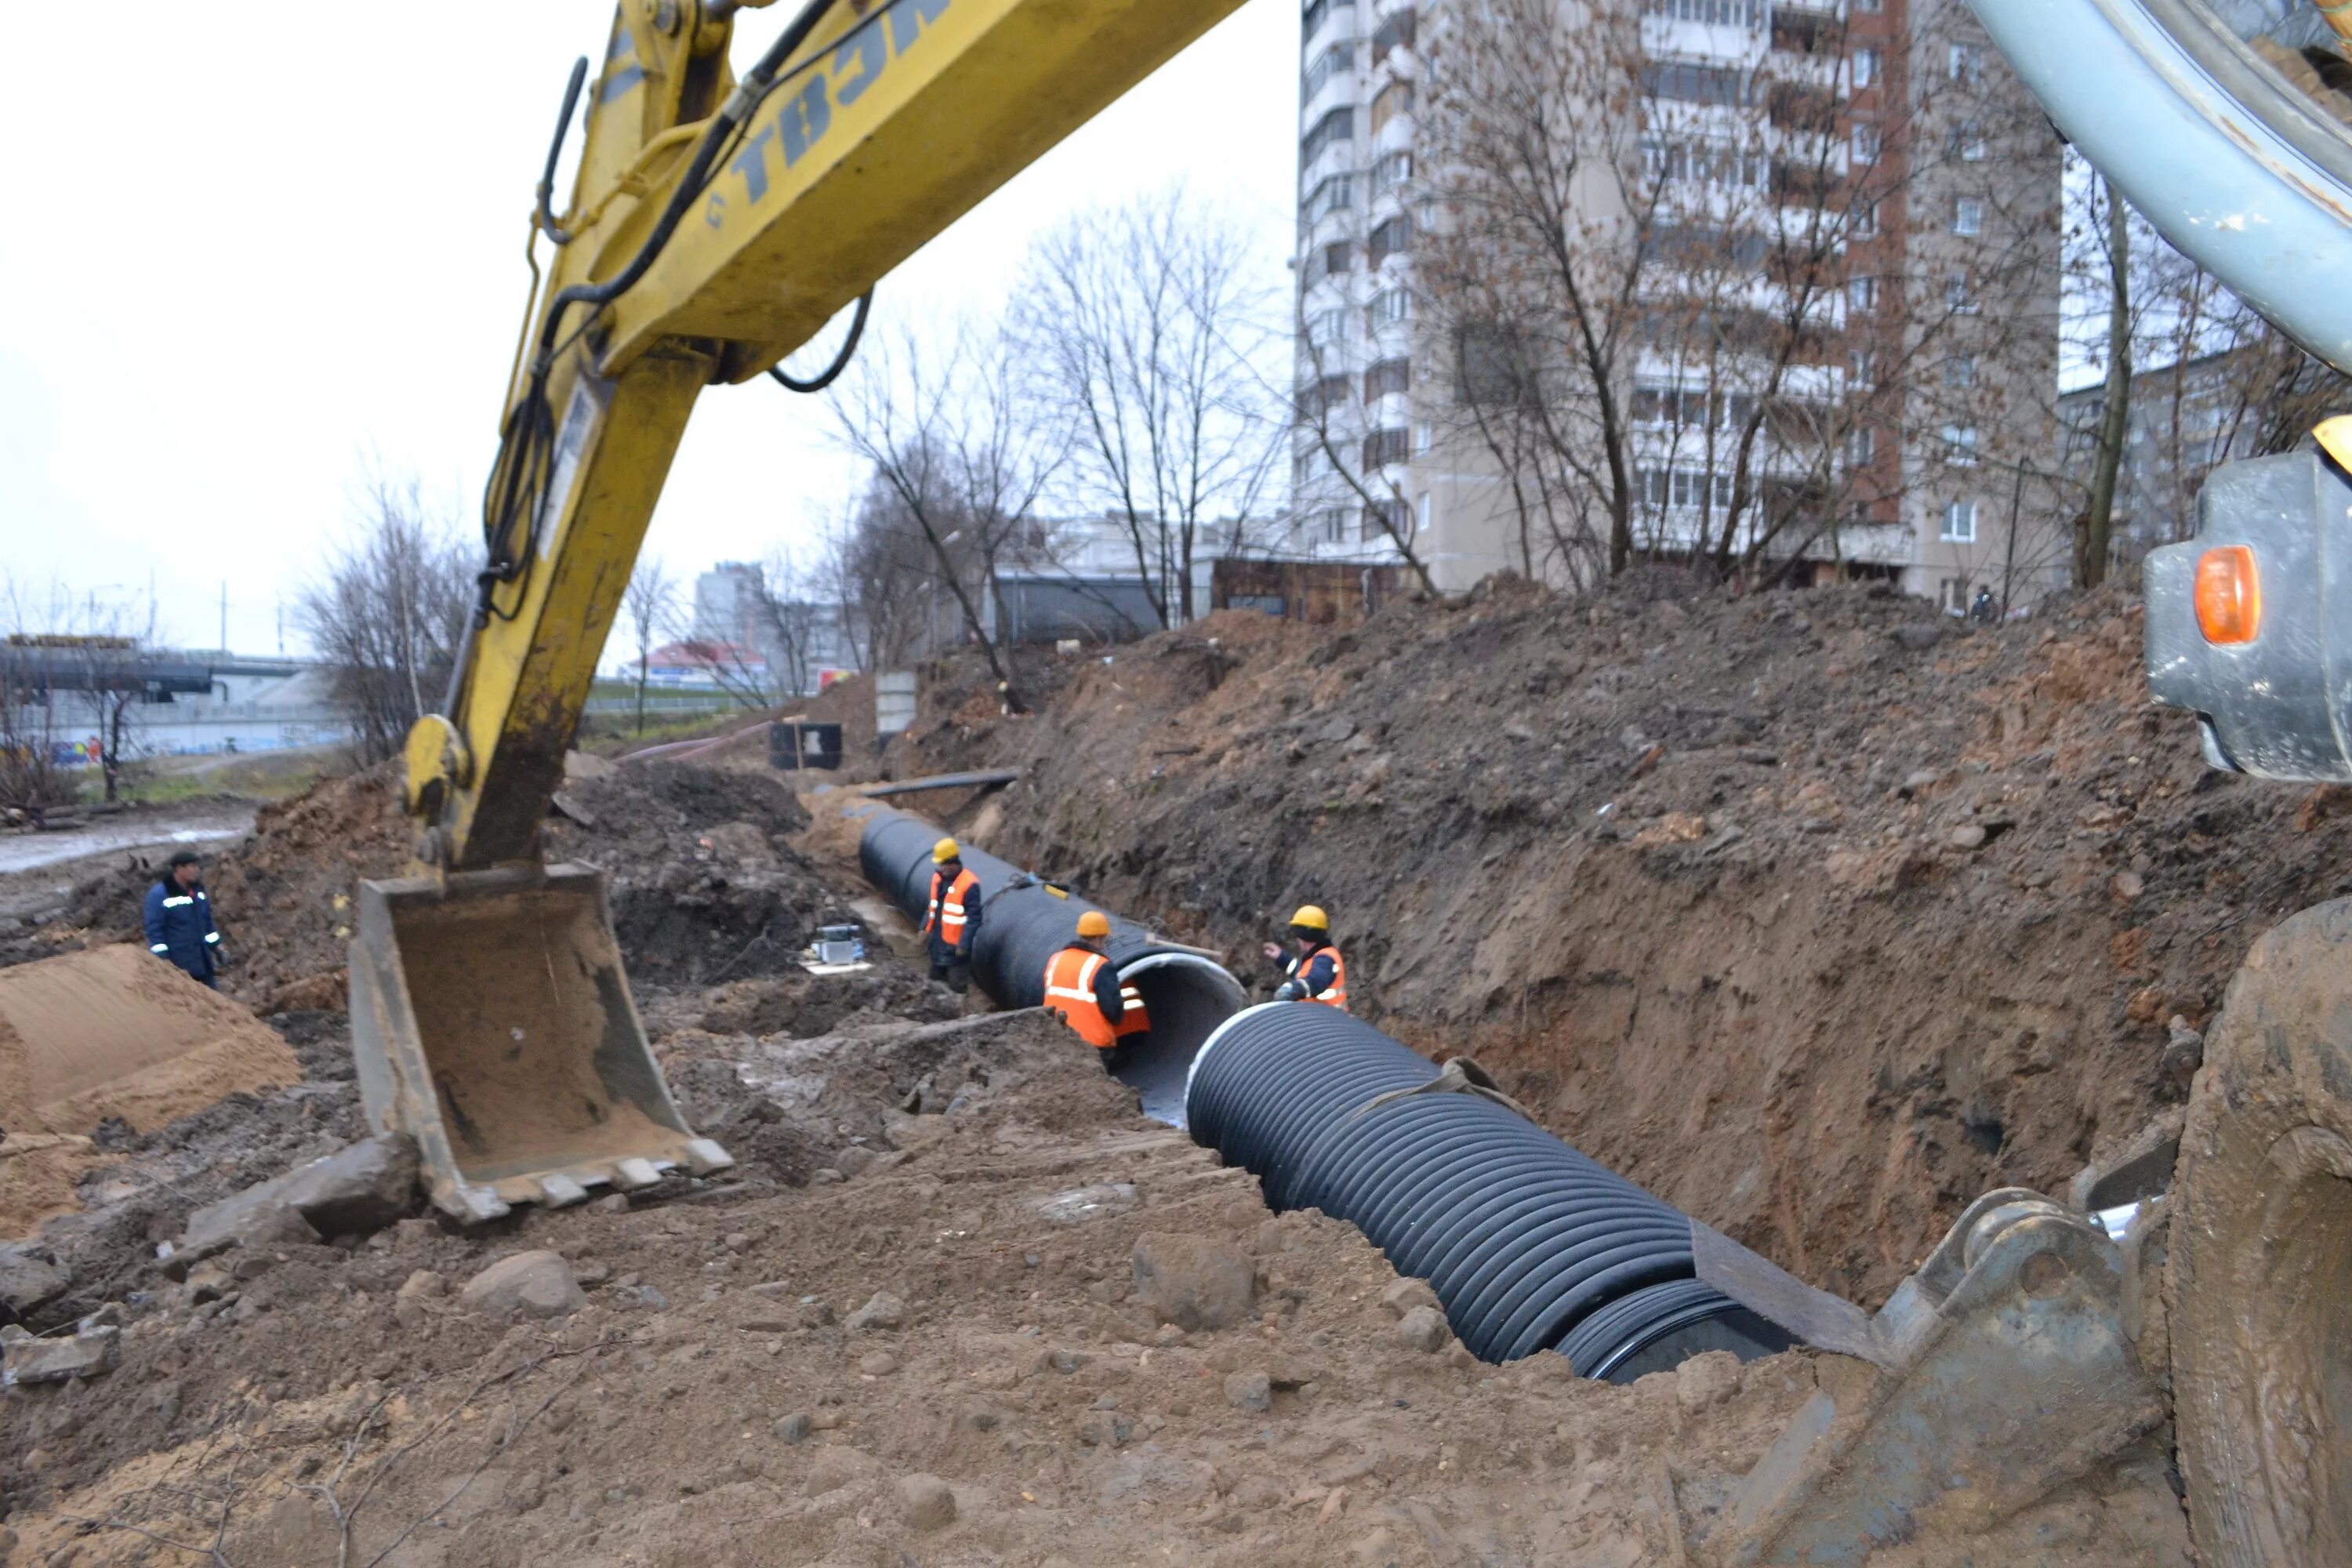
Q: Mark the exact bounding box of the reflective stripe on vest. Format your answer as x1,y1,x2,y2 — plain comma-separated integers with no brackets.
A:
927,868,981,946
161,895,194,908
1044,948,1118,1049
1290,946,1348,1010
1115,982,1150,1040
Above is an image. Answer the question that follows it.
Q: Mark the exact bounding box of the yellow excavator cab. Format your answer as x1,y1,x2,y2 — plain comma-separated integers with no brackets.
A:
348,866,728,1221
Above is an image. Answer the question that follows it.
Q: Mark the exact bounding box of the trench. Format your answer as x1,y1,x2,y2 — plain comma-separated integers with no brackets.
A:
850,804,1799,1379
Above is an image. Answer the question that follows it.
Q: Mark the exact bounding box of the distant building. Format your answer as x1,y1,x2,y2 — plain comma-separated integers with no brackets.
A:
687,562,858,696
2057,350,2281,572
1,643,353,763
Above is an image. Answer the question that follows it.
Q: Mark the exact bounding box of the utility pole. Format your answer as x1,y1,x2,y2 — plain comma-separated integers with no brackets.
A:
219,582,229,654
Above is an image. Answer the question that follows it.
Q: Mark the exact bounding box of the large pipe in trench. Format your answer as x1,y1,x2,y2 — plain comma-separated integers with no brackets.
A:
850,802,1794,1378
853,804,1244,1122
1185,1004,1795,1381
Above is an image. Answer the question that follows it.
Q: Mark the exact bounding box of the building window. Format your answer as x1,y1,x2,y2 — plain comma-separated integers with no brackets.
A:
1941,499,1979,543
1303,42,1355,100
1944,354,1976,388
1849,348,1875,386
1642,60,1751,107
1646,0,1755,23
1851,124,1880,164
1417,492,1432,533
1370,78,1415,136
1363,426,1410,469
1368,288,1411,329
1851,200,1878,238
1302,107,1354,164
1942,424,1979,464
1949,43,1984,84
1361,499,1412,541
1302,241,1352,288
1301,0,1353,44
1300,372,1352,417
1939,576,1973,612
1845,426,1875,466
1307,307,1348,350
1304,173,1353,221
1953,198,1983,236
1365,357,1411,400
1373,150,1414,192
1413,419,1432,454
1945,270,1978,314
1851,49,1878,89
1294,445,1332,485
1949,121,1987,161
1370,8,1416,64
1368,215,1414,266
1848,275,1878,314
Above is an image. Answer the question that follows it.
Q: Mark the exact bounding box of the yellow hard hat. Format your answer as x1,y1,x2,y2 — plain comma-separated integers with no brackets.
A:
1290,904,1330,932
1076,910,1112,938
932,837,960,864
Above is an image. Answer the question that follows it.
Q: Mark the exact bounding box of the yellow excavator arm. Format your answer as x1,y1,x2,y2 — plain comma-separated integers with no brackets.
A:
412,0,1245,866
353,0,1244,1221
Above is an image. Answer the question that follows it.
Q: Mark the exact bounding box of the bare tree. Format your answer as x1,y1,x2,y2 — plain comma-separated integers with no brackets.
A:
1014,186,1287,625
620,557,675,735
828,323,1059,707
1406,0,2066,598
297,477,472,765
2077,174,2132,588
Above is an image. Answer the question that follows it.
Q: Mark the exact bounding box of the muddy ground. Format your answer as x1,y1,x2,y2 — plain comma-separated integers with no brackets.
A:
0,575,2228,1564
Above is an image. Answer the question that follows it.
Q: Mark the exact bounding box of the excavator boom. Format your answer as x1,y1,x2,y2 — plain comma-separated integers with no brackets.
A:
354,0,1245,1220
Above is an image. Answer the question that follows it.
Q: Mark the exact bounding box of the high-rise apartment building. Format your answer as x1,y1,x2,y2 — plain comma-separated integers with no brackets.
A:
1287,0,2068,609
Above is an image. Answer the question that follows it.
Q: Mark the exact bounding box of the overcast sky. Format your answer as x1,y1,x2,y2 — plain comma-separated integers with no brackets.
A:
0,1,1298,658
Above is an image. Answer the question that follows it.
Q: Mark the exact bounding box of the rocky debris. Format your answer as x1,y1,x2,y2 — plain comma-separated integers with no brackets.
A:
169,1131,418,1269
168,1194,321,1274
775,1411,815,1445
1677,1349,1743,1412
1378,1276,1442,1318
1396,1305,1450,1354
1224,1369,1272,1412
0,1244,71,1318
898,1472,957,1531
845,1290,906,1331
2,1321,118,1385
460,1250,586,1321
1131,1232,1256,1331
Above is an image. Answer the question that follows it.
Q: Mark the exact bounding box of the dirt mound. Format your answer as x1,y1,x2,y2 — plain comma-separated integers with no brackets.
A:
891,575,2347,1307
549,760,845,985
0,945,300,1141
0,1134,100,1240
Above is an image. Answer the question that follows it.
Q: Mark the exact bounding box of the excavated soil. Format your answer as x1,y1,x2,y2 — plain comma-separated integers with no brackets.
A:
0,945,301,1145
888,574,2352,1308
0,719,2199,1564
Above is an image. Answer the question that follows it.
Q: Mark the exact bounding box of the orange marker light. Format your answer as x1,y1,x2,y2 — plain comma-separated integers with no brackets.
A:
2194,546,2261,644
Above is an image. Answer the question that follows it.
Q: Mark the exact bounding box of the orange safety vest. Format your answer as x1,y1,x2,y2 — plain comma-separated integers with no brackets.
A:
1115,975,1151,1040
1044,946,1118,1049
924,866,981,949
1289,944,1348,1010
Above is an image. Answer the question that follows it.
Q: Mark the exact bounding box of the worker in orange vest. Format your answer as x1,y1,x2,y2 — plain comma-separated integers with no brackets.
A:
1261,904,1348,1010
920,838,982,995
1044,910,1150,1061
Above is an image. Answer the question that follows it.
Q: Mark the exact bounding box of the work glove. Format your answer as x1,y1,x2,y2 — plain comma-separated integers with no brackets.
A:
1274,981,1301,1003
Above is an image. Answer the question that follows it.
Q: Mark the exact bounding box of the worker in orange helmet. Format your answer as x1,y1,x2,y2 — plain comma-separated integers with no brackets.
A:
920,838,982,996
1043,909,1150,1065
1261,904,1348,1010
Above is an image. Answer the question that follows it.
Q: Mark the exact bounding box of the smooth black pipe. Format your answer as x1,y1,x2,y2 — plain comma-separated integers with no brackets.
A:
1185,1003,1793,1379
854,804,1243,1122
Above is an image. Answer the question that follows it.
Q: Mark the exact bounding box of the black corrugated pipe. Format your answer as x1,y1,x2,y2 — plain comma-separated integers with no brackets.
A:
854,804,1245,1123
1185,1003,1794,1381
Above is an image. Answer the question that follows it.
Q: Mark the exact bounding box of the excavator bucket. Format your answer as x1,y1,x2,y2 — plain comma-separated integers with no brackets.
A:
347,864,729,1221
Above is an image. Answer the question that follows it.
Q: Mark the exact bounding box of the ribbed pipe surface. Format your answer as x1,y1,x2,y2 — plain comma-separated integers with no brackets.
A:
1186,1004,1791,1377
855,805,1243,1123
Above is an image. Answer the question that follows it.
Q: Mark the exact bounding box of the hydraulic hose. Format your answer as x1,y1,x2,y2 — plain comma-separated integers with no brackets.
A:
1185,1004,1794,1377
855,805,1244,1122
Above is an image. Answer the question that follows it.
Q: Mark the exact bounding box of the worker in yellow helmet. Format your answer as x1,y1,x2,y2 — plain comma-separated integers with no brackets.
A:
920,838,982,996
1043,909,1149,1062
1261,904,1348,1010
